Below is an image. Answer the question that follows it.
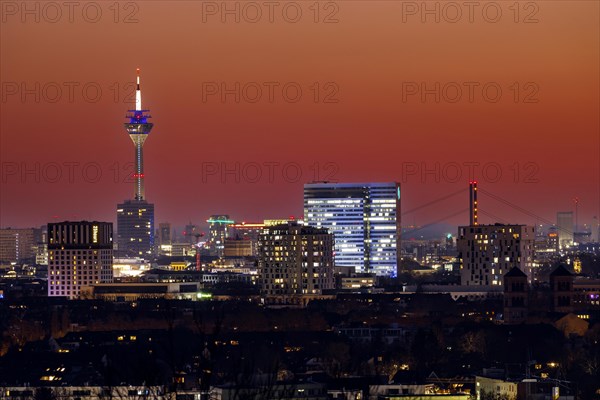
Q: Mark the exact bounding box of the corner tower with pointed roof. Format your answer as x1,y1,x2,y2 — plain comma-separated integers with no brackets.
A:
550,265,574,313
503,267,529,324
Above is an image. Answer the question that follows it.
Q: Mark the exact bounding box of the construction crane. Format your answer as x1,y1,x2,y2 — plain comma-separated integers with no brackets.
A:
573,197,579,232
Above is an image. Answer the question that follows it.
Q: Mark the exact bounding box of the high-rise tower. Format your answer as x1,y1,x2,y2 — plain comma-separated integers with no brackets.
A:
48,221,113,299
458,183,535,286
126,68,153,201
556,211,574,249
207,215,234,257
304,182,401,277
258,221,334,297
117,69,155,258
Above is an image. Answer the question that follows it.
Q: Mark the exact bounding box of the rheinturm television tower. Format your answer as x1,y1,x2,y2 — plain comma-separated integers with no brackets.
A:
116,69,155,258
126,68,153,200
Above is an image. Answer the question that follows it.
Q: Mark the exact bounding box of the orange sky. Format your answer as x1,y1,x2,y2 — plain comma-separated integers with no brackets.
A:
1,1,599,230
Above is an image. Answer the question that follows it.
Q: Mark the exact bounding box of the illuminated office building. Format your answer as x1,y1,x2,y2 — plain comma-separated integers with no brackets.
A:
207,215,234,257
117,202,154,257
48,221,113,299
304,182,401,277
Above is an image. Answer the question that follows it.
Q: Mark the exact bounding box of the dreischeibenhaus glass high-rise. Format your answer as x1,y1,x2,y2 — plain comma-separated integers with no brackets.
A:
304,182,401,277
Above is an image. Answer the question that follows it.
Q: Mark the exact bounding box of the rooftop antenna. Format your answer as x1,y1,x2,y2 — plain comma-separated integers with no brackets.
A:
135,68,142,111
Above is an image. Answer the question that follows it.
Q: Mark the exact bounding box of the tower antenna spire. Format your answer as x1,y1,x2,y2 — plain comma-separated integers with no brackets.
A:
135,68,142,111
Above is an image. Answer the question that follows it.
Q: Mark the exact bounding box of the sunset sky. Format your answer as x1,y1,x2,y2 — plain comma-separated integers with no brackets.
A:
1,1,599,232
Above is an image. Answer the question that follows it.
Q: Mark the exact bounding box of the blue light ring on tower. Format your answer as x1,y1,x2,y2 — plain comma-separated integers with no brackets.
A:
126,109,152,125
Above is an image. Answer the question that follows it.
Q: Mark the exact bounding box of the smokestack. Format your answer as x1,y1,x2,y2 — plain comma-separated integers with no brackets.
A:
469,181,478,226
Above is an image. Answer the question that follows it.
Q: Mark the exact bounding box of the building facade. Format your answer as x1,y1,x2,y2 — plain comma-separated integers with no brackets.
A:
503,267,529,324
231,222,264,256
224,238,253,257
48,221,113,299
258,222,334,295
550,265,574,313
475,376,517,400
556,211,574,249
158,222,171,246
207,215,234,257
117,200,155,258
458,224,535,287
0,228,36,264
304,182,401,277
33,225,48,265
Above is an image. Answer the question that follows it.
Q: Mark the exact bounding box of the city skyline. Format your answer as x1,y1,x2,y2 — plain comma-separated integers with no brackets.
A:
1,1,599,229
0,178,597,236
2,2,600,395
